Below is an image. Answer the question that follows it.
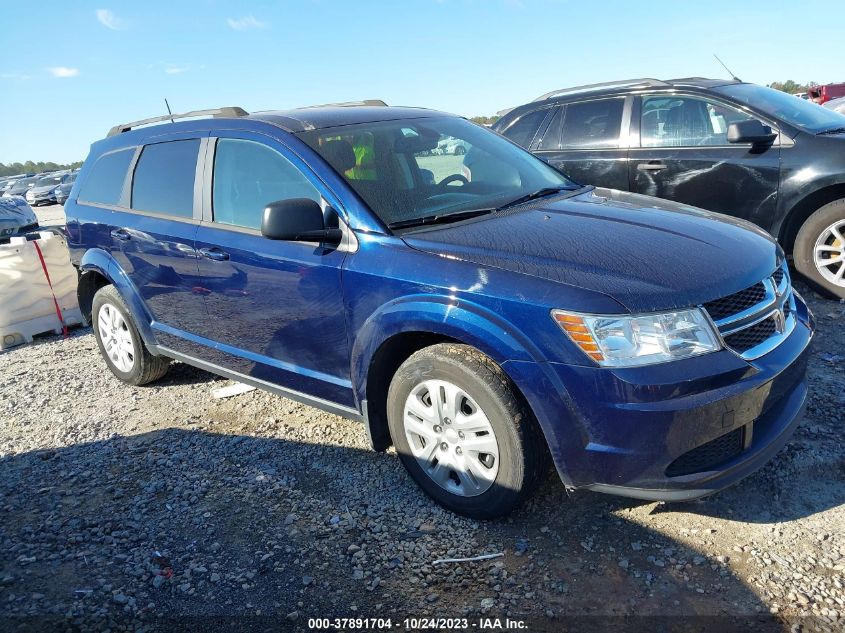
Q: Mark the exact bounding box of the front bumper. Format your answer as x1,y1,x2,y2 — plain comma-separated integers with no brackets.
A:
505,294,814,501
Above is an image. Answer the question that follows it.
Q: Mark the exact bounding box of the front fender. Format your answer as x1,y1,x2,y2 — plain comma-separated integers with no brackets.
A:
79,248,157,348
350,294,547,405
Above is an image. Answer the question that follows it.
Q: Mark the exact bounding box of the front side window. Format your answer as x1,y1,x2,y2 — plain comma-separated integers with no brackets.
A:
131,140,200,217
298,116,577,228
560,98,624,149
640,96,753,147
78,148,135,206
500,109,549,148
212,138,321,230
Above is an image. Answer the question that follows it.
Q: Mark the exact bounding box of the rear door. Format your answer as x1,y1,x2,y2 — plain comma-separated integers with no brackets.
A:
628,93,781,228
191,131,353,406
107,134,207,353
532,97,630,189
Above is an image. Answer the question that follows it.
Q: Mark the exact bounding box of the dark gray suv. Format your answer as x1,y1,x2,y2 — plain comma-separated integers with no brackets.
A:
494,78,845,298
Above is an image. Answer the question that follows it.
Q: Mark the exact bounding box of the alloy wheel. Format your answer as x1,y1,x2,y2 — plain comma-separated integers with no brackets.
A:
814,219,845,287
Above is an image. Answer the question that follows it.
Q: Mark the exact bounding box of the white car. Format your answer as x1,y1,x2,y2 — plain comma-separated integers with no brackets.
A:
436,137,470,155
0,196,39,237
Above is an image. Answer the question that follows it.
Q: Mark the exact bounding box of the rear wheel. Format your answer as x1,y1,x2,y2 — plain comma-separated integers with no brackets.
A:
794,199,845,299
92,285,170,385
387,344,548,519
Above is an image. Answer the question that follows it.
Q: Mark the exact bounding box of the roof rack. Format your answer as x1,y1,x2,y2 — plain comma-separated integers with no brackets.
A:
299,99,388,109
532,78,670,102
107,106,249,137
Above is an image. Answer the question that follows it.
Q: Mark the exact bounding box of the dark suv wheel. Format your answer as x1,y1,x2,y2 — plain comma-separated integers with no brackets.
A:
91,285,170,385
794,199,845,299
386,344,549,519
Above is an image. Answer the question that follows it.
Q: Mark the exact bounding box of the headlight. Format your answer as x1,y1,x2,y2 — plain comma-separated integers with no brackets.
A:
552,308,721,367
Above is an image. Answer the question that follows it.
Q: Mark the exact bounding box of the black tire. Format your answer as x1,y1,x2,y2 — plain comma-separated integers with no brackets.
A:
91,285,170,385
794,199,845,299
387,344,549,519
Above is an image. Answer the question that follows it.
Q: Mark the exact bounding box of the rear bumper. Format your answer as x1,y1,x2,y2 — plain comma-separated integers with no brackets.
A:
504,295,814,500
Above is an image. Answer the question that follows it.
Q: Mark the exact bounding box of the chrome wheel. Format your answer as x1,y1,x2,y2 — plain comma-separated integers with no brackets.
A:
403,379,500,497
97,303,135,373
814,219,845,287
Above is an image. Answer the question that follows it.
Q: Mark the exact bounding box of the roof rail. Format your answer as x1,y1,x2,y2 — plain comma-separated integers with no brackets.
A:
532,78,670,102
300,99,388,109
107,106,249,137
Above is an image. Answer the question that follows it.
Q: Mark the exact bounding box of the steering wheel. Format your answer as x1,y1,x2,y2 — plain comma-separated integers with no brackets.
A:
435,174,469,191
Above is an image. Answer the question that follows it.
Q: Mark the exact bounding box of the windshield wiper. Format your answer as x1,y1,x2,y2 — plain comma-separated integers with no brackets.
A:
388,207,495,230
817,127,845,135
495,186,580,212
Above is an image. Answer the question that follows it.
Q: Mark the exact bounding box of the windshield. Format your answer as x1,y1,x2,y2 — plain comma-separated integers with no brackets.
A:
298,116,577,228
714,83,845,132
37,175,63,187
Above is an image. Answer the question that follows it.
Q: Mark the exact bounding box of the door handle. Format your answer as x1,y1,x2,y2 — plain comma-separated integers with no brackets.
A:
637,162,668,171
199,247,230,262
110,229,131,241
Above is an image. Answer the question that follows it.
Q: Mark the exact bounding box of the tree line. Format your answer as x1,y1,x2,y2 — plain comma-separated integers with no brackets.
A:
768,80,819,95
0,161,83,178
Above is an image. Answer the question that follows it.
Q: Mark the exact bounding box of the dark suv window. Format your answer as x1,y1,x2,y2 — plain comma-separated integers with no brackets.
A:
560,98,625,148
78,148,135,206
212,139,321,230
500,109,549,148
131,140,200,217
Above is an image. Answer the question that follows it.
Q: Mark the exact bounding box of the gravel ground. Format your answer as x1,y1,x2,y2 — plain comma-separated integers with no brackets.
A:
0,223,843,632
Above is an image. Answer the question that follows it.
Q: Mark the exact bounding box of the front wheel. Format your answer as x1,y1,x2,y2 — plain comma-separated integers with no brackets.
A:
387,344,548,519
794,199,845,299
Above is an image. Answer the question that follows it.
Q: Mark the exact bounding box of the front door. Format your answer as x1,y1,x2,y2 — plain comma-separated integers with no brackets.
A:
191,133,353,406
628,93,781,229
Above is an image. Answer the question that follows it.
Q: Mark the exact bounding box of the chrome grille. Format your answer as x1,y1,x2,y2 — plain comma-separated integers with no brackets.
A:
703,261,794,360
703,283,767,321
723,317,778,354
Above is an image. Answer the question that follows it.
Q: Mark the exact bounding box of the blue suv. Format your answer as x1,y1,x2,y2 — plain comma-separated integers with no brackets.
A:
66,103,814,518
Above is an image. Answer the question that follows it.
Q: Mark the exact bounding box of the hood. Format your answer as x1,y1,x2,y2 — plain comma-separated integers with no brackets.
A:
31,184,59,194
401,188,780,313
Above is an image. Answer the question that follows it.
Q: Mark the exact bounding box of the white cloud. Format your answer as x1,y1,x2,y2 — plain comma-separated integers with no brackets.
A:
227,15,268,31
96,9,126,30
165,64,190,75
48,67,80,78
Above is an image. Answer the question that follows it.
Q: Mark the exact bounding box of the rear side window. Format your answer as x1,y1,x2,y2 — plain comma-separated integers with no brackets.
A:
561,98,624,148
131,140,200,217
535,107,564,150
78,148,135,205
212,139,320,230
500,109,549,148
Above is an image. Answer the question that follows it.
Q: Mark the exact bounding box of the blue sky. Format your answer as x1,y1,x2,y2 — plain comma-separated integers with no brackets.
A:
2,0,843,164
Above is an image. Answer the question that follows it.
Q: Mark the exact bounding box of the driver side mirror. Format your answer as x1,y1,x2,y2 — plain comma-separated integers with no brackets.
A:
727,120,776,147
261,198,342,244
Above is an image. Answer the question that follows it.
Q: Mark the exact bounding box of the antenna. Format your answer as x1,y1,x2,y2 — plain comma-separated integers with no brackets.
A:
713,54,741,82
164,98,174,123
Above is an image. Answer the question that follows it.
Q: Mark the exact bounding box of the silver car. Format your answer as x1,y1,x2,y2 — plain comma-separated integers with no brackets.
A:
824,96,845,115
